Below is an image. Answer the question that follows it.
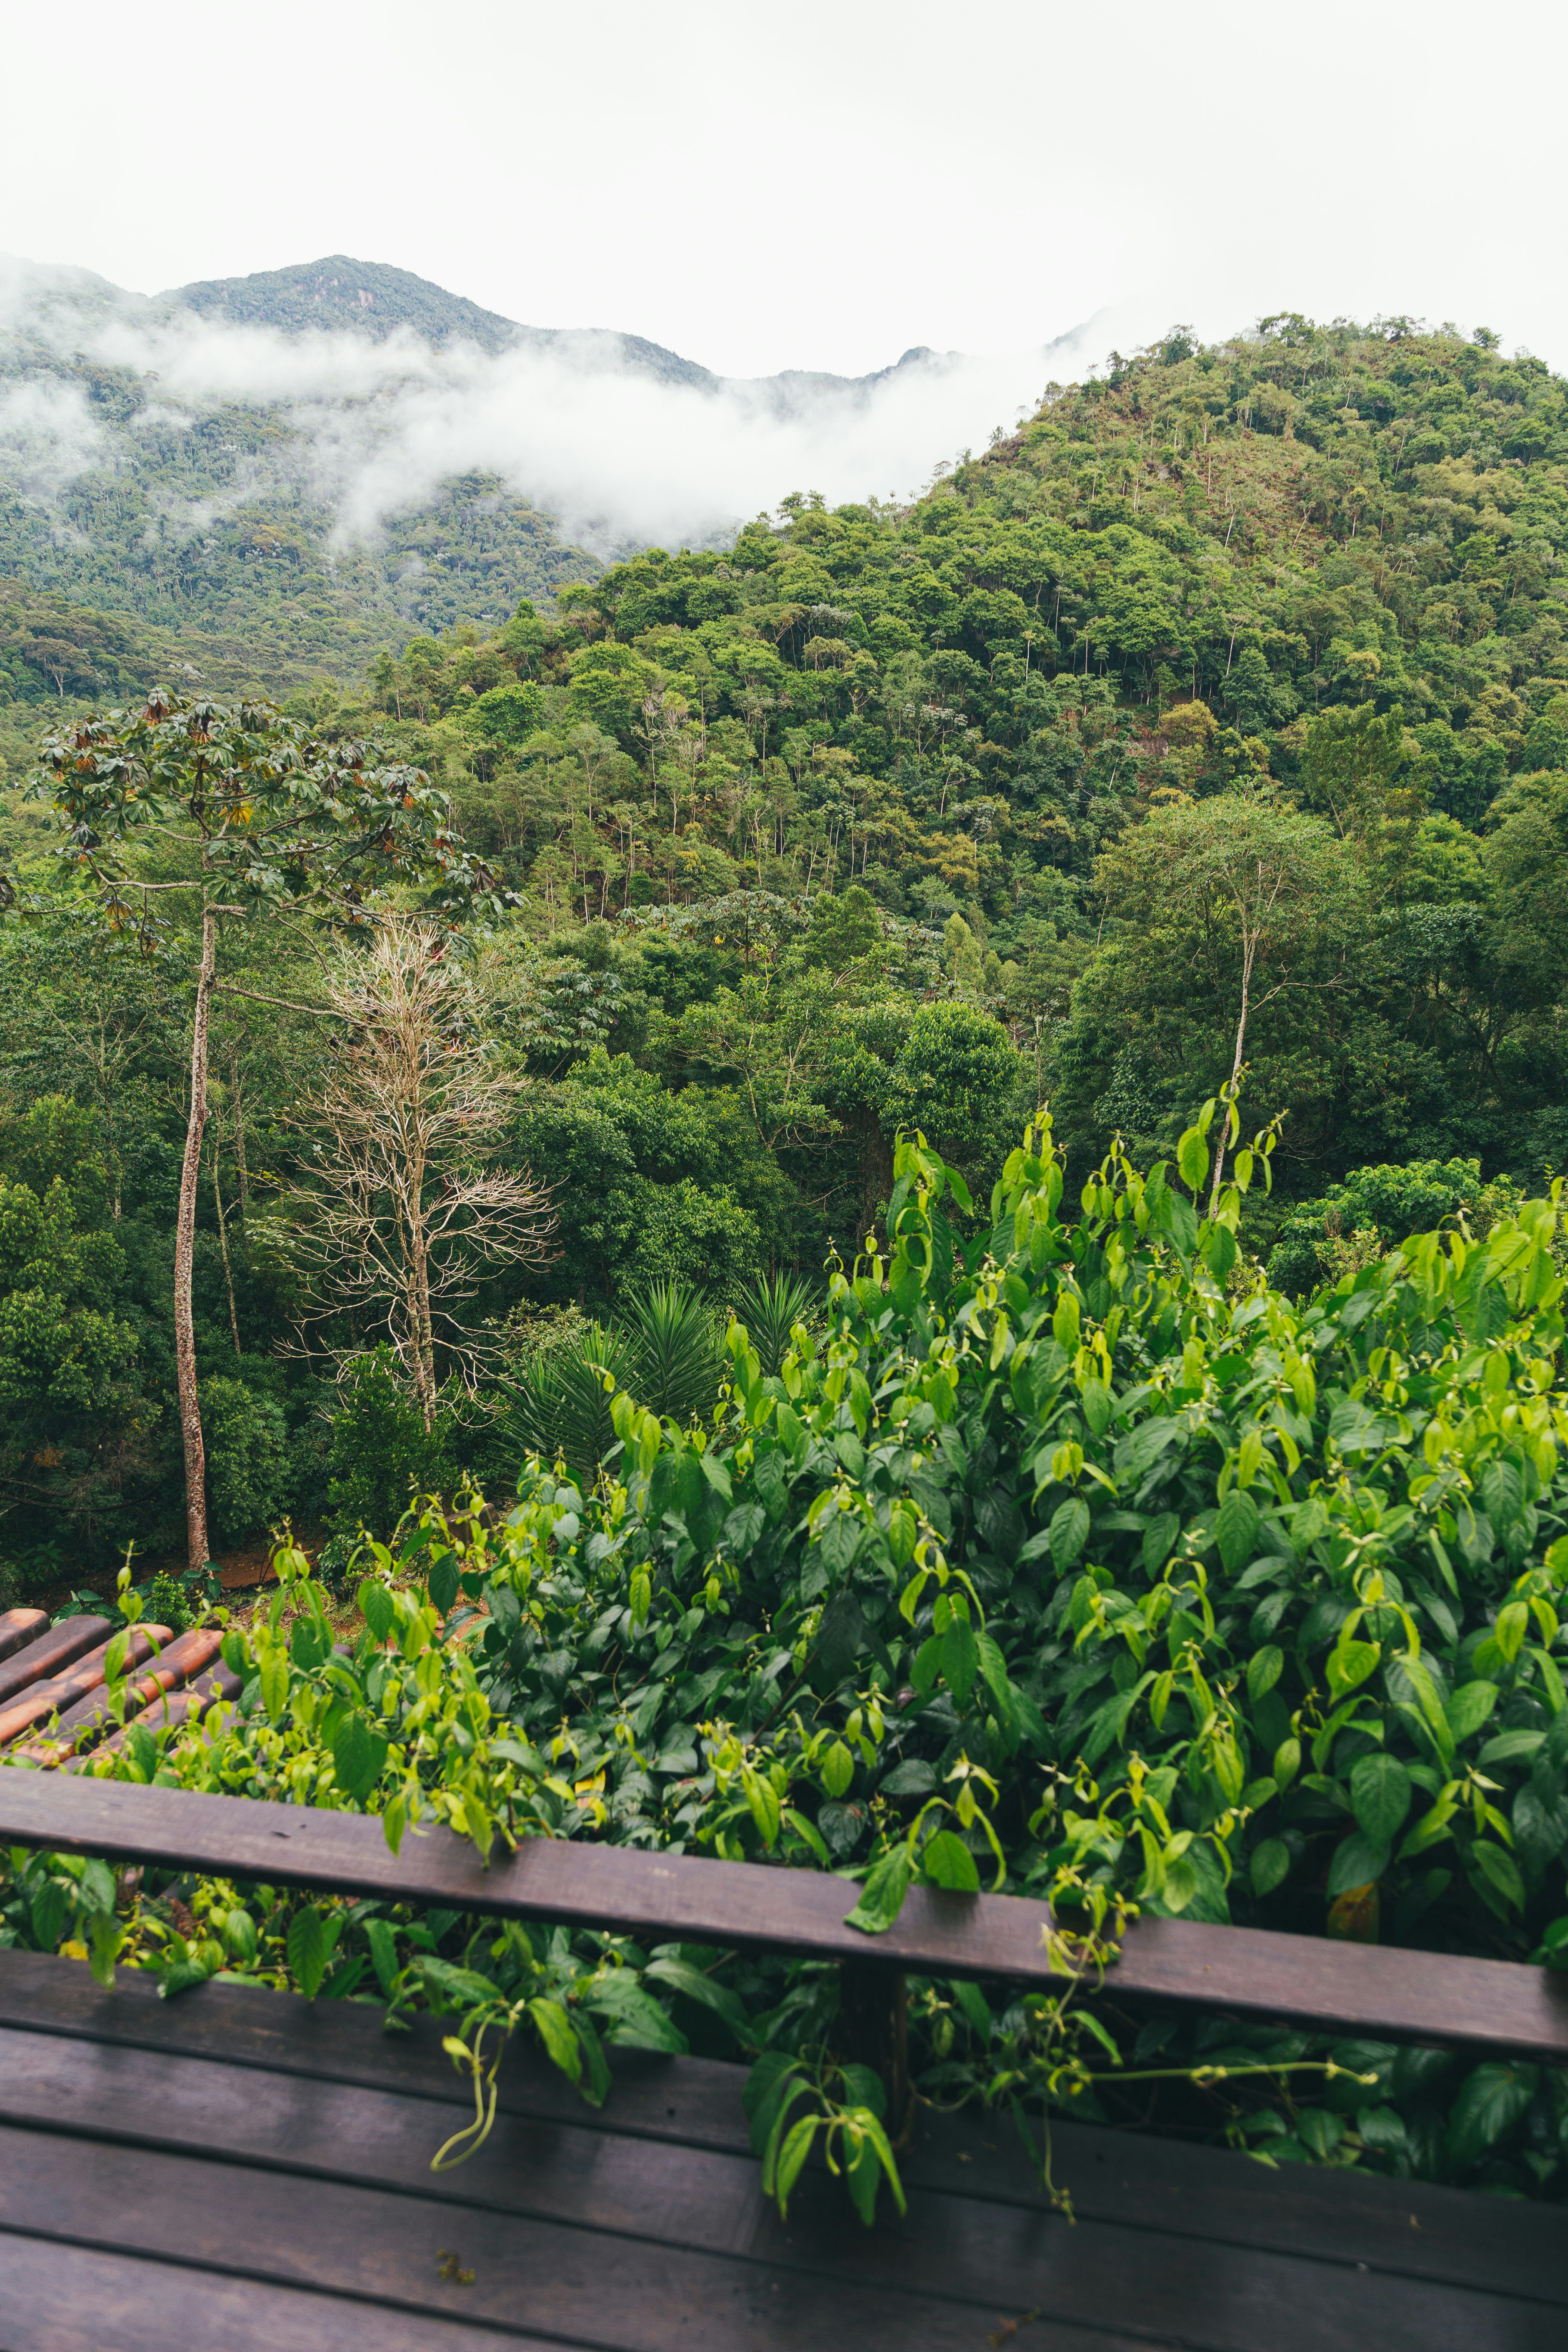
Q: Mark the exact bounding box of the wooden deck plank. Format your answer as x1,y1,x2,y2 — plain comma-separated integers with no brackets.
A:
0,1616,112,1707
0,1625,170,1747
0,2123,1191,2352
0,2009,1560,2309
0,1606,48,1665
5,1771,1567,2057
0,2229,573,2352
20,1629,227,1762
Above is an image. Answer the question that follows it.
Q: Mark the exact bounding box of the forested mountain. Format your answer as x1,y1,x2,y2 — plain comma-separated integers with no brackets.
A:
170,255,720,385
342,313,1568,1197
0,252,980,698
2,309,1566,1589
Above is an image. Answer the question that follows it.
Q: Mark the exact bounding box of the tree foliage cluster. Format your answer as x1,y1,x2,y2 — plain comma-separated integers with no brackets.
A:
252,314,1568,1199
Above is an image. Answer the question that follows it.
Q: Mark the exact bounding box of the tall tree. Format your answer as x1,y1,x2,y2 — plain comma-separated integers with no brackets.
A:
33,692,501,1571
1096,791,1352,1208
283,915,556,1419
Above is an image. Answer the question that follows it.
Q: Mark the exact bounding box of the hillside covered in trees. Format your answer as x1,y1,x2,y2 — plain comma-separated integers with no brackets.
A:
1,310,1566,1582
336,310,1568,1197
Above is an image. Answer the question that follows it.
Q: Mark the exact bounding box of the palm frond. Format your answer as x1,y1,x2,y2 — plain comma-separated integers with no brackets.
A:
617,1280,722,1426
500,1322,632,1481
733,1271,820,1379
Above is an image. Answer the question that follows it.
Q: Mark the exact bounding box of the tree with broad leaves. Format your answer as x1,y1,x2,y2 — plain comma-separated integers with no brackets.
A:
29,689,510,1575
1094,788,1355,1212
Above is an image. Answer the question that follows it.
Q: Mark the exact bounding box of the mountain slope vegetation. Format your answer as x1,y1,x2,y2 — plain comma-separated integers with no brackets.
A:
324,313,1568,1202
1,308,1566,1574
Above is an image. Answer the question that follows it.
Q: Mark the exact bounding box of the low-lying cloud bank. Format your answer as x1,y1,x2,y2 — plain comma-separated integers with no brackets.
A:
0,255,1118,559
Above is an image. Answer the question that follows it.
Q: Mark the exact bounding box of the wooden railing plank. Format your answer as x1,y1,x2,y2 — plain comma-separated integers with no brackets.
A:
3,1771,1565,2057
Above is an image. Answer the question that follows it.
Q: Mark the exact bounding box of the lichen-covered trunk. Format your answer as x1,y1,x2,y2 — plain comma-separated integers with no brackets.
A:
174,907,216,1573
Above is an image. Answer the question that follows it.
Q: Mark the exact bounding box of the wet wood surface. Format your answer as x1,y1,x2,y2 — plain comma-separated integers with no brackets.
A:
0,1947,1560,2352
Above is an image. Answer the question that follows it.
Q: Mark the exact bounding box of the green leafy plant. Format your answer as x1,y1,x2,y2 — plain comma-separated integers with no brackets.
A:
143,1569,191,1635
501,1322,633,1480
201,1376,289,1548
325,1348,452,1541
746,2052,907,2225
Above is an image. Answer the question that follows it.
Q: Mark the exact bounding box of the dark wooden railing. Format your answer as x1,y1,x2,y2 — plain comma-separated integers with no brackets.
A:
2,1769,1565,2063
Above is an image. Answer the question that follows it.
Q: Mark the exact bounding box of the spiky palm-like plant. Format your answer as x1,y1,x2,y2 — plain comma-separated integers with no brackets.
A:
503,1322,632,1482
733,1271,819,1379
618,1281,721,1427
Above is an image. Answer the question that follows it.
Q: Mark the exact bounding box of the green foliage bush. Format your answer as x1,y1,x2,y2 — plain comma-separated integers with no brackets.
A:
144,1568,192,1635
1267,1159,1530,1295
18,1097,1568,2215
324,1350,450,1542
881,1001,1022,1193
473,680,546,745
200,1377,289,1550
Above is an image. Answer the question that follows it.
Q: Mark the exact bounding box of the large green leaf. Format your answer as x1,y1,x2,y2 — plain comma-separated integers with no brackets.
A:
643,1957,757,2048
1049,1496,1090,1571
920,1830,981,1892
940,1618,979,1707
1444,1681,1501,1743
586,1972,689,2053
845,1845,912,1934
1215,1486,1261,1573
1350,1752,1412,1846
1326,1832,1390,1896
286,1906,332,2001
1444,2062,1539,2173
1250,1837,1292,1896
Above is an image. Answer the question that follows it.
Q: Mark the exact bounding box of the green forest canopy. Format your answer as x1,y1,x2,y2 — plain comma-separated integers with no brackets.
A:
2,309,1568,1578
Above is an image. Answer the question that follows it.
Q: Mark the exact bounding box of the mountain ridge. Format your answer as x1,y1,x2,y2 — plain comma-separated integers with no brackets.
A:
159,252,971,407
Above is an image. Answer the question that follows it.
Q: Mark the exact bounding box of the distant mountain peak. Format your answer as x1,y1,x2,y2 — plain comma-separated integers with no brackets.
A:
166,254,526,354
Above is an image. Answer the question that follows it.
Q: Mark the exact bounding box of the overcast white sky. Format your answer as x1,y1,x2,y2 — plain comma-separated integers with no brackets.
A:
4,0,1564,381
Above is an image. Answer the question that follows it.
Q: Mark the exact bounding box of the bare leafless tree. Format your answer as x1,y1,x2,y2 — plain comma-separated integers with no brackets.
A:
281,916,556,1423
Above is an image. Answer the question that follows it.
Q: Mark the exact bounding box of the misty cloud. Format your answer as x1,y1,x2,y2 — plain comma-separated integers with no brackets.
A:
0,376,108,502
0,258,1114,560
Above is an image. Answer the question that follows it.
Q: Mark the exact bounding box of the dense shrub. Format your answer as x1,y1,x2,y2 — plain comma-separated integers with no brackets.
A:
324,1350,450,1541
1266,1157,1530,1296
15,1099,1568,2211
200,1377,289,1550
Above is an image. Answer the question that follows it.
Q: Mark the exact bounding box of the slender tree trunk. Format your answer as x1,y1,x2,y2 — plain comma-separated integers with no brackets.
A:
175,907,216,1572
407,1192,438,1429
1208,936,1254,1218
211,1116,242,1360
227,1045,249,1232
